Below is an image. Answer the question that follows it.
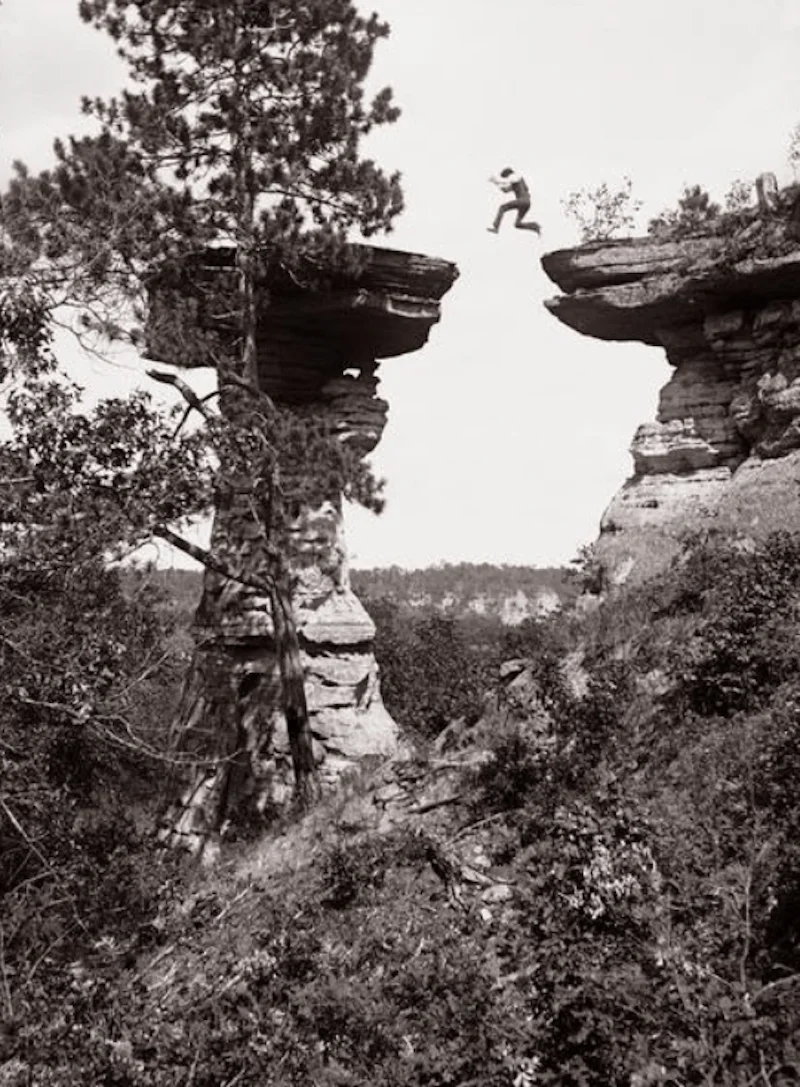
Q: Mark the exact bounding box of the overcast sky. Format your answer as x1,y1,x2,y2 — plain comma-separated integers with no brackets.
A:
3,0,800,569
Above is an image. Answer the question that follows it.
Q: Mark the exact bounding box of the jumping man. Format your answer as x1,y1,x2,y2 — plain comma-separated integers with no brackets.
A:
488,168,541,234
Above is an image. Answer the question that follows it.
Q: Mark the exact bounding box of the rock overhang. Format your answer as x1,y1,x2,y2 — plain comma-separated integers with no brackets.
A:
538,195,800,586
144,243,459,372
144,240,459,804
541,235,800,347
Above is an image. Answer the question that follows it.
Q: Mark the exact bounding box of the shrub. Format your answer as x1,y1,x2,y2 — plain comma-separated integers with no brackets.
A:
788,122,800,178
0,549,185,1032
725,178,753,214
648,183,721,238
562,177,642,243
664,532,800,716
320,836,398,908
367,599,498,738
475,718,550,812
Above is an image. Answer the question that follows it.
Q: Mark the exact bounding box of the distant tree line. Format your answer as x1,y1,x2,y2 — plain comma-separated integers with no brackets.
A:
351,562,571,612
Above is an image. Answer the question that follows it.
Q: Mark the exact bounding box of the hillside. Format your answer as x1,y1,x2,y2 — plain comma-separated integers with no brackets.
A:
5,530,800,1085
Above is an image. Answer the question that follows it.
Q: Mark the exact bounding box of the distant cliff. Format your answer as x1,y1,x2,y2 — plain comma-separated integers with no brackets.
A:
542,184,800,585
351,563,570,624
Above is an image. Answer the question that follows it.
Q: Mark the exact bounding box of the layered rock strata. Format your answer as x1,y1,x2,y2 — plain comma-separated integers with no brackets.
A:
146,245,458,821
542,201,800,585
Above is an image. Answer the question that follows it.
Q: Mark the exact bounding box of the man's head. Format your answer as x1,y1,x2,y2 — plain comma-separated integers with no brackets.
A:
500,167,515,177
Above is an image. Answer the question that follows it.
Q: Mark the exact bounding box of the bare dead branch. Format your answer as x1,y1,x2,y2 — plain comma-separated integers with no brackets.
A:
109,646,180,702
146,369,218,422
410,794,464,815
154,524,279,592
0,797,59,886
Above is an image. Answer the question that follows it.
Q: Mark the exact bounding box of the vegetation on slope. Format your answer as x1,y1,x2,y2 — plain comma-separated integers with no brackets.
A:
3,529,800,1084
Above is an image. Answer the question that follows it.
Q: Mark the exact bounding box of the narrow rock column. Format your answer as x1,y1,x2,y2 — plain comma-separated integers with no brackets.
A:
147,245,458,853
280,364,401,790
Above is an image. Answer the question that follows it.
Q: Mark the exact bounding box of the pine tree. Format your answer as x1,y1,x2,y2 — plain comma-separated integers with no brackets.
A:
4,0,404,850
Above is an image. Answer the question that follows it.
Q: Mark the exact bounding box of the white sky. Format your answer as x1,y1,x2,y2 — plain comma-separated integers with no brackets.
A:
3,0,800,569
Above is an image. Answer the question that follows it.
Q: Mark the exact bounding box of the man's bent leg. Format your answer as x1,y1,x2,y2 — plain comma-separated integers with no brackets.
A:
491,200,521,232
515,202,541,233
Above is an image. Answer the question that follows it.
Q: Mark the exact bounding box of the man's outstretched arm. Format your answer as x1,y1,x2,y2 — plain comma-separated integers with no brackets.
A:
490,172,521,192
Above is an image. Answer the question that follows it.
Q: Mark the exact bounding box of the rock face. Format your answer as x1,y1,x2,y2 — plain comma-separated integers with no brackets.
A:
146,245,458,824
542,198,800,584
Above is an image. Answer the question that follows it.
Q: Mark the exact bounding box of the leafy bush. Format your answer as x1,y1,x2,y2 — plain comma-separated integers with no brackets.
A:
562,177,642,242
319,834,406,908
475,719,549,812
663,532,800,716
725,178,753,214
367,598,498,738
0,548,186,1032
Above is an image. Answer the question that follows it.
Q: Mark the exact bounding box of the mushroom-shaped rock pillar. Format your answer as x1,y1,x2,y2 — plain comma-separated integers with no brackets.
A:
146,245,458,843
541,200,800,586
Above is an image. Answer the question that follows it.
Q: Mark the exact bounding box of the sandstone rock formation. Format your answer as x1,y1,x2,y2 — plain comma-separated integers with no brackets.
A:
146,245,457,841
542,191,800,584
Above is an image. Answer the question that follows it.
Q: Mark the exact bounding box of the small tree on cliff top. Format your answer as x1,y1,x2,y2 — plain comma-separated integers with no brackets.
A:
647,183,720,239
3,0,404,839
562,177,642,242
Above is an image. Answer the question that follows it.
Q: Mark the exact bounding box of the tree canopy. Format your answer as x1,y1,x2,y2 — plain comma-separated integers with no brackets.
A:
4,0,404,355
1,0,406,822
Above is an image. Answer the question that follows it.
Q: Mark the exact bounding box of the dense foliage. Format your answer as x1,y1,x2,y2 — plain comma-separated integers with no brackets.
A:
4,529,800,1084
473,530,800,1084
0,547,187,1042
365,597,500,739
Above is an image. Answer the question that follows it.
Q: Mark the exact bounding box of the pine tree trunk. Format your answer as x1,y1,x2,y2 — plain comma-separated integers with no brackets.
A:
158,638,271,863
268,569,317,807
159,386,320,855
158,527,319,856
